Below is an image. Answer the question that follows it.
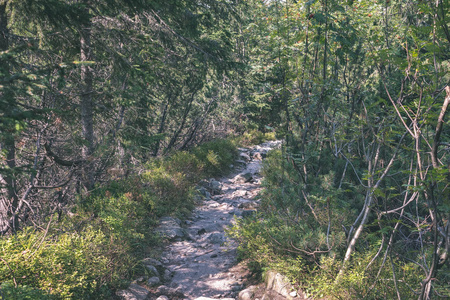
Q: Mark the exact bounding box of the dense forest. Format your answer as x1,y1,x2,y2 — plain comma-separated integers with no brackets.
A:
0,0,449,299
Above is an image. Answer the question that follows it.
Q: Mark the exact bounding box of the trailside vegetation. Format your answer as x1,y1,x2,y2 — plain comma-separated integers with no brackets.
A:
229,0,449,299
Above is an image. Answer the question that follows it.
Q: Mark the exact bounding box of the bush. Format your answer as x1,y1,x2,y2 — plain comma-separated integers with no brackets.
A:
0,226,118,299
192,139,239,176
234,129,276,146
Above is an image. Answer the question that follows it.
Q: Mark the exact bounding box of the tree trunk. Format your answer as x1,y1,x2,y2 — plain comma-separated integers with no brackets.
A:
0,2,19,234
80,19,95,190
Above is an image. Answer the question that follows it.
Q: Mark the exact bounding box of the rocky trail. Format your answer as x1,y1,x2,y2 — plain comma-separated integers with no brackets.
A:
118,141,295,300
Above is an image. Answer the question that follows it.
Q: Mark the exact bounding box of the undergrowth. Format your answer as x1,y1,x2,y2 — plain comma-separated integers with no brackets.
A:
0,138,240,299
227,149,436,299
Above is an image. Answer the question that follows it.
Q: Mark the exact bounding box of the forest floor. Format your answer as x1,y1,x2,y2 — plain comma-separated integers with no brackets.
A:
140,140,282,300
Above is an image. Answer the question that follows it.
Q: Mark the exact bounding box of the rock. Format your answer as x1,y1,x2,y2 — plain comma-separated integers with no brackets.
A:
147,276,160,286
142,258,162,267
290,291,297,297
235,159,247,166
239,286,257,300
163,269,173,281
116,289,136,300
145,264,159,277
238,200,259,209
209,179,222,195
156,285,169,294
233,172,253,183
265,271,293,297
160,216,181,226
197,186,211,198
156,217,185,240
207,232,226,244
156,286,185,298
252,152,263,160
195,298,235,300
240,152,251,162
206,200,219,208
156,296,169,300
233,189,248,198
197,228,207,235
117,284,149,300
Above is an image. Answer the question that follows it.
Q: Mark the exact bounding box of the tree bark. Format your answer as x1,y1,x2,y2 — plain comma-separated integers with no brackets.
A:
0,2,19,234
80,17,95,190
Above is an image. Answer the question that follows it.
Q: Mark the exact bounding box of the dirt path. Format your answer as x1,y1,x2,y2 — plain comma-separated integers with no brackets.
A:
118,140,281,300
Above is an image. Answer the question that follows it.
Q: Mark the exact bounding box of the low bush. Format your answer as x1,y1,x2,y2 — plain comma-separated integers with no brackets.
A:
234,129,276,147
192,138,239,176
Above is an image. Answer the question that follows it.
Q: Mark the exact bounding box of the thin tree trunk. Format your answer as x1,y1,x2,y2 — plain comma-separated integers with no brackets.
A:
80,18,95,190
0,2,19,234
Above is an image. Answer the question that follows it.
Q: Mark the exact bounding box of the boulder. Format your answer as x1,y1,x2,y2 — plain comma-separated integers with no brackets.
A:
265,271,294,297
147,276,160,286
238,285,257,300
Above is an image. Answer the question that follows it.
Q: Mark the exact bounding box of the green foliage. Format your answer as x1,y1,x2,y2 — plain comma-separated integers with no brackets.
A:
0,282,54,300
234,129,277,147
0,226,117,299
192,139,239,176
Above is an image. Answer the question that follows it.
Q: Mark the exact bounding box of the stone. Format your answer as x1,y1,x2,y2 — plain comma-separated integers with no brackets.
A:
156,296,169,300
290,291,297,297
197,228,207,235
160,216,181,226
163,269,174,281
265,271,293,297
207,232,226,244
209,179,223,195
142,257,162,267
156,285,185,298
195,298,235,300
240,152,251,162
252,152,263,160
156,217,185,240
197,186,211,198
238,200,259,209
233,172,253,183
145,265,159,277
116,284,149,300
116,289,136,300
147,276,160,286
233,189,248,197
239,286,257,300
235,159,247,166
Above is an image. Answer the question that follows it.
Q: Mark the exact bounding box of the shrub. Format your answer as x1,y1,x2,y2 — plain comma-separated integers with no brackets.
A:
234,129,276,146
193,138,239,176
0,226,118,299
